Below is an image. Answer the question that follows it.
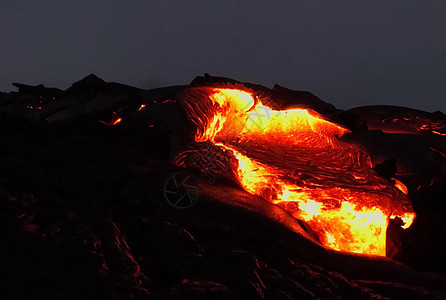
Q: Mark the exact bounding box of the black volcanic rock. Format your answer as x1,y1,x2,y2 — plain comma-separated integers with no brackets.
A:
373,158,398,180
346,105,446,134
270,84,338,117
66,74,145,95
65,73,107,93
12,82,63,97
190,73,243,86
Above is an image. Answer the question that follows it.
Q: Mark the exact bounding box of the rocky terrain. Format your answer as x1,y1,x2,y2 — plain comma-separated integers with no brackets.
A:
1,74,446,299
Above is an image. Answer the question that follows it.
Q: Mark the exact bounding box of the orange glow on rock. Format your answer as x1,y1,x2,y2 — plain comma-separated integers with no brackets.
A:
112,117,122,125
100,112,122,126
432,130,446,136
177,87,416,256
392,178,408,195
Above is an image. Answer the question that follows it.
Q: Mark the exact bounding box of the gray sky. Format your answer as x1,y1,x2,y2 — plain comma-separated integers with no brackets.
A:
1,1,445,112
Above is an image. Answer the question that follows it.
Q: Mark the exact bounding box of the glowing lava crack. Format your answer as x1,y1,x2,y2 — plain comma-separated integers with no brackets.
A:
176,87,415,256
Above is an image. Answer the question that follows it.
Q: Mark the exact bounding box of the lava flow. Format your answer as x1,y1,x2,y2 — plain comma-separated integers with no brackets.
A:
176,87,415,256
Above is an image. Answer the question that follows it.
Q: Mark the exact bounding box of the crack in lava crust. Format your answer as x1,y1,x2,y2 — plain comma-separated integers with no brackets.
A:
175,87,415,256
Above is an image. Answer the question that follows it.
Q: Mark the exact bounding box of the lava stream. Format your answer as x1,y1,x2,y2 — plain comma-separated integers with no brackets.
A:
177,87,415,256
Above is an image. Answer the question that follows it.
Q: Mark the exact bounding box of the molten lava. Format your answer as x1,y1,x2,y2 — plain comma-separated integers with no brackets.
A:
100,112,122,126
393,178,408,195
176,87,415,256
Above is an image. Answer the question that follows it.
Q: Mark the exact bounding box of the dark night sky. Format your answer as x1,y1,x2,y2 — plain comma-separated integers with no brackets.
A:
1,1,445,112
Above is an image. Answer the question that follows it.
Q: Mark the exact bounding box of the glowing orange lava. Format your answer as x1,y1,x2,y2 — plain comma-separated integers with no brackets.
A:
100,112,122,126
392,178,408,195
112,117,122,125
432,130,446,136
177,87,415,256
